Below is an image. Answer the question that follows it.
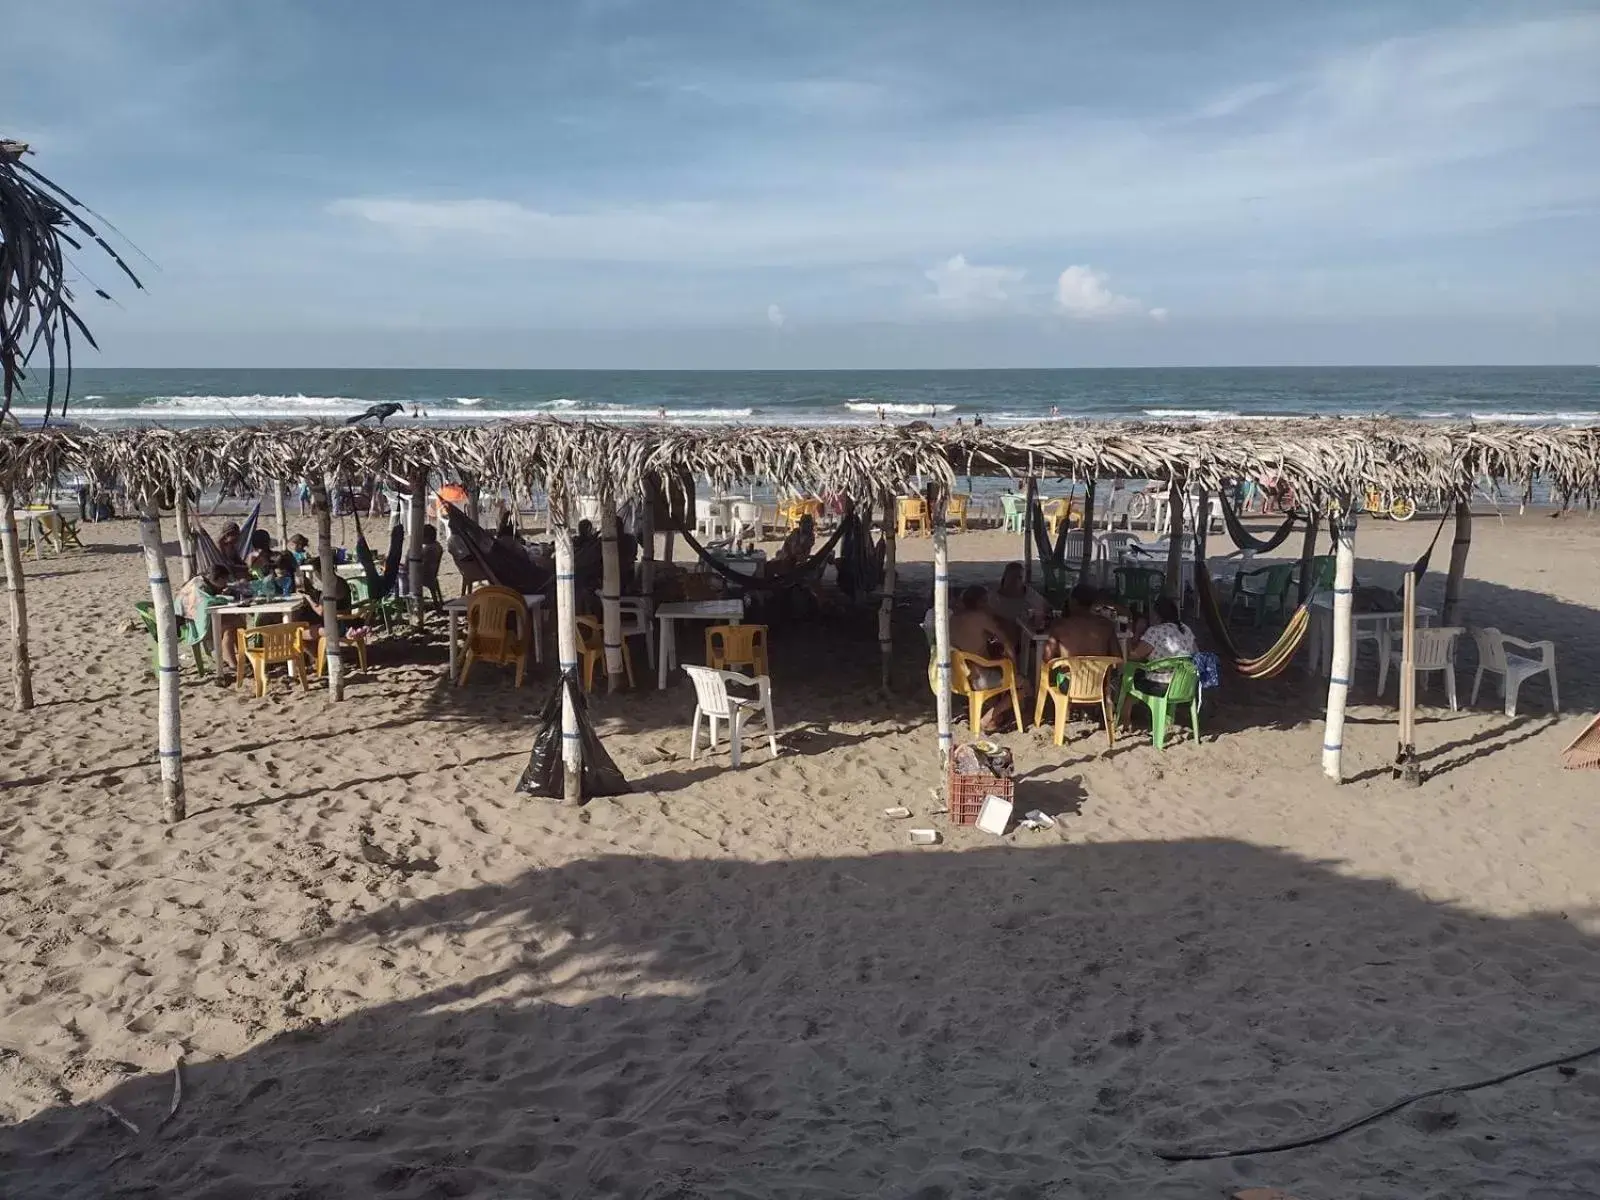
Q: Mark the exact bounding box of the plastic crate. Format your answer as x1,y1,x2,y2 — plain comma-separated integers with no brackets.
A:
947,765,1015,826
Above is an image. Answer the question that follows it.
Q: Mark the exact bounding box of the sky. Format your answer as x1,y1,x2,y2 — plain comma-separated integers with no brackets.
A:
4,0,1598,368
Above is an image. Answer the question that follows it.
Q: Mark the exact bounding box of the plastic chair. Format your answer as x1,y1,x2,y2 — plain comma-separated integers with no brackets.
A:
1470,628,1559,717
237,622,311,698
313,607,370,679
1035,654,1121,749
706,623,769,678
133,601,210,672
1377,626,1463,711
947,648,1025,733
576,614,635,691
684,664,778,766
694,498,729,539
1041,498,1077,541
1099,532,1139,570
1118,658,1201,750
1001,493,1026,533
618,596,655,668
1113,565,1165,616
946,494,970,532
1229,562,1297,626
36,511,83,553
730,500,765,543
897,496,929,538
457,585,531,687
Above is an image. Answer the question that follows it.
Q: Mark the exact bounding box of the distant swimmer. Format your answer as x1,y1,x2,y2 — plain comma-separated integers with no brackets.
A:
345,402,405,426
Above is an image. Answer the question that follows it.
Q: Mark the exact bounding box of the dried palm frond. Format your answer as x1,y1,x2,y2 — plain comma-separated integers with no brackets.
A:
1,140,142,423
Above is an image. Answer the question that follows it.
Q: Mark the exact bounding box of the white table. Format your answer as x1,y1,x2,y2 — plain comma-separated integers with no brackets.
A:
700,549,767,577
208,595,309,680
11,509,60,555
1307,596,1437,678
656,598,744,689
1016,624,1050,683
445,593,547,680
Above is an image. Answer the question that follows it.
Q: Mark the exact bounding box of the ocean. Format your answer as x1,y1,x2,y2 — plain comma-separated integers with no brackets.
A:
16,366,1600,428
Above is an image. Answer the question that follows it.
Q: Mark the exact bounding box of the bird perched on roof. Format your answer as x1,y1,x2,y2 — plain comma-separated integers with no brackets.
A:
345,402,405,426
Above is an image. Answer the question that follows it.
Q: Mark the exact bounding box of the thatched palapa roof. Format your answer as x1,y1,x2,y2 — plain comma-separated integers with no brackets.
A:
3,417,1599,509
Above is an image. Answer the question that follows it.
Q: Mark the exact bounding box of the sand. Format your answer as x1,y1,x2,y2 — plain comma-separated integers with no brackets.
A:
2,508,1599,1199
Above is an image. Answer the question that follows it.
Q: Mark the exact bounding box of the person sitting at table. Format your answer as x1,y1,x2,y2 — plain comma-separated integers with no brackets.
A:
950,584,1029,731
289,533,311,564
216,522,251,580
1126,595,1198,696
246,528,275,575
299,560,356,653
419,524,445,611
177,564,244,674
1042,584,1122,661
987,561,1049,630
770,514,816,573
270,552,299,598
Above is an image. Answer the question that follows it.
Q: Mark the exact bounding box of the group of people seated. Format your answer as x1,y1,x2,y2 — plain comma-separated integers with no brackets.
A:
945,560,1199,733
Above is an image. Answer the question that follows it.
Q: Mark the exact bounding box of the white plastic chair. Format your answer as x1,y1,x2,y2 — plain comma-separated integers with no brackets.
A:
1378,626,1463,710
684,664,777,767
728,500,764,544
694,498,729,539
1471,628,1559,717
618,596,655,668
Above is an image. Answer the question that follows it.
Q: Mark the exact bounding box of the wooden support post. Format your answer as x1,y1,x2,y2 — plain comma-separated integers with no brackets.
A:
879,494,897,693
600,499,625,693
931,488,953,771
273,479,289,547
1296,507,1320,604
0,493,34,711
1022,475,1037,587
551,488,582,804
1321,512,1357,781
313,481,343,701
1163,480,1186,601
1395,565,1421,786
1191,486,1209,600
137,500,185,822
1441,500,1472,627
173,473,196,583
407,472,427,628
1076,478,1097,585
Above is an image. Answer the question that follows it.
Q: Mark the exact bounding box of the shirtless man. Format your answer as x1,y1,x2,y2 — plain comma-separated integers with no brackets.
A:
948,585,1029,731
1042,584,1122,661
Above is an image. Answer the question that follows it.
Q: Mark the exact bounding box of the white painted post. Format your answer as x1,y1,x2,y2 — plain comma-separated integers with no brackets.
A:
551,488,582,804
931,488,953,770
600,499,625,693
137,500,185,822
273,479,289,546
313,481,344,701
879,494,897,692
173,473,196,583
407,472,427,628
0,492,34,711
1321,512,1358,780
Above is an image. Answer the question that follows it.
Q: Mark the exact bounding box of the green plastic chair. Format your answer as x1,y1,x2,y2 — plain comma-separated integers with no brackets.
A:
1113,565,1165,616
134,601,210,672
1229,562,1296,627
1119,657,1201,750
1001,493,1026,533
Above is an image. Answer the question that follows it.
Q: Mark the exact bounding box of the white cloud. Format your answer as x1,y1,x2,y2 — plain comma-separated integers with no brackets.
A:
924,254,1024,310
766,303,785,328
1055,266,1162,320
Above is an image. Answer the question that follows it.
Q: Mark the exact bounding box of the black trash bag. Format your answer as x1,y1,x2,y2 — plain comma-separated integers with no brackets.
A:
515,672,630,800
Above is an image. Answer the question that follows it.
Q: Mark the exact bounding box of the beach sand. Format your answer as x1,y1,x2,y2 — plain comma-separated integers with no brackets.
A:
2,511,1599,1198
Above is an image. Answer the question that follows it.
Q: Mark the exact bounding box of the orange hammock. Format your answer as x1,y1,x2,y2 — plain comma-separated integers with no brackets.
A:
1194,567,1311,680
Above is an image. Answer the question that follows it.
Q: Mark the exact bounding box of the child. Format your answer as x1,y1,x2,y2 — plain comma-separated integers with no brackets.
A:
289,533,311,564
272,552,300,598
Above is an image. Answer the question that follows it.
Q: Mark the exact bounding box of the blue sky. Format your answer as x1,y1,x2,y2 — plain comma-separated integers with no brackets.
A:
5,0,1598,367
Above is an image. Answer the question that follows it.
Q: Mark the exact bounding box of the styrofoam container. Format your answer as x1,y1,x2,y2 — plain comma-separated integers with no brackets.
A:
976,794,1014,836
883,806,912,819
908,829,941,845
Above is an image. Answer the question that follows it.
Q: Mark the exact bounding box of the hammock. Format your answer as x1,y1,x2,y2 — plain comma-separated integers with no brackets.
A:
1194,568,1312,680
1219,489,1299,554
345,490,402,601
675,519,848,592
834,511,884,599
442,501,552,595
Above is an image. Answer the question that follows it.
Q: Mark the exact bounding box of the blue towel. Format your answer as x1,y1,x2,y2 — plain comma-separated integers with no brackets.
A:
1194,651,1222,690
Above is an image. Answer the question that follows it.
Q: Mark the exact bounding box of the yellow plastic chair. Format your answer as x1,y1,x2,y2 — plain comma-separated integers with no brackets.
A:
944,648,1024,733
457,585,530,687
897,496,929,538
35,511,83,554
1034,654,1121,749
314,625,369,679
706,623,769,678
576,614,635,691
946,494,970,532
236,622,311,698
780,497,823,531
1041,498,1079,541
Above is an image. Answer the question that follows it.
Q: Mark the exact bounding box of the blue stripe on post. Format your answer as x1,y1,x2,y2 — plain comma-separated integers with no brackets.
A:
559,660,579,671
157,748,183,757
1333,587,1354,595
556,573,575,581
148,576,168,586
561,731,582,740
1323,741,1342,752
158,665,180,674
1330,676,1351,686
